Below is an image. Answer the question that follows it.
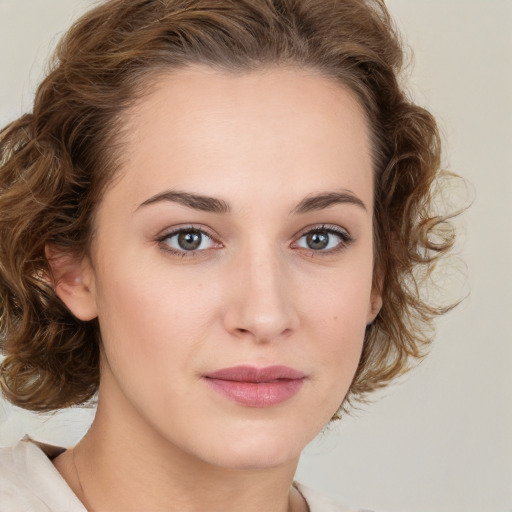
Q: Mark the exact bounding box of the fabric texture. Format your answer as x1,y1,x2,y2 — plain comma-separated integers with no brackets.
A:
0,439,369,512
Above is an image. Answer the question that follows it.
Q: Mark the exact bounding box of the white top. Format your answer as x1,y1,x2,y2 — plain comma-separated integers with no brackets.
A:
0,439,370,512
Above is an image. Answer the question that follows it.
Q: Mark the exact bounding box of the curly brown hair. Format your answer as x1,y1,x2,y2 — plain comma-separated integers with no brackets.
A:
0,0,458,413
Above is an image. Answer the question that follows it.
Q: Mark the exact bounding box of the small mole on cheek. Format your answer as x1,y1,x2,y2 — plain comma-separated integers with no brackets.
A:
333,316,338,321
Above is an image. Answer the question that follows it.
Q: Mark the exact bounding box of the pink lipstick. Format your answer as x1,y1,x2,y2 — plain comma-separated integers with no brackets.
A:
203,365,305,407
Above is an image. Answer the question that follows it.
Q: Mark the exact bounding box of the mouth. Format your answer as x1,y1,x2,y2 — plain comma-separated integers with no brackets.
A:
203,365,306,407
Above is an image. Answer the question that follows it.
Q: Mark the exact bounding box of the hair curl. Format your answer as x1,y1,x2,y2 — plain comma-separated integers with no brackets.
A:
0,0,460,413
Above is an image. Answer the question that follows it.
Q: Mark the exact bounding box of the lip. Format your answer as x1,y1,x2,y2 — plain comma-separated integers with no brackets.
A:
203,365,306,407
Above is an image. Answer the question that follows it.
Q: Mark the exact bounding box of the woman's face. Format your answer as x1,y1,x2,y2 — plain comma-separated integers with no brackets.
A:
74,66,380,470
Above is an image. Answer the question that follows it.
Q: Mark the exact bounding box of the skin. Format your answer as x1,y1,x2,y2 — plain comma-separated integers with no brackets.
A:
51,66,381,512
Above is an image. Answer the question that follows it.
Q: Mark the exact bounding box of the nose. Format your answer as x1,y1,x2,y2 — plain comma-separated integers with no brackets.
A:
222,244,300,343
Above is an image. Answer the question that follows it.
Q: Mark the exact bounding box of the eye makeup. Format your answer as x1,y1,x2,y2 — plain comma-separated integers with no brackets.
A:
155,222,354,260
156,224,223,258
291,224,354,255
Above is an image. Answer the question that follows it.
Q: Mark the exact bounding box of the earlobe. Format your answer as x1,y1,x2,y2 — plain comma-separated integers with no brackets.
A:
45,244,98,321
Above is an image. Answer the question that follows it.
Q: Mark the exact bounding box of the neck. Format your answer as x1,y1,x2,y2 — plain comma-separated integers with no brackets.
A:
54,374,306,512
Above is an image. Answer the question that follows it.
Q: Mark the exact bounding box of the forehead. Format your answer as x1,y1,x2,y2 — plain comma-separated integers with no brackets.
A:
104,66,374,213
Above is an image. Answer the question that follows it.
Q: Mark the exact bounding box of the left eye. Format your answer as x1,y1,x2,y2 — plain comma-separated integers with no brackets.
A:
295,228,350,251
160,228,216,252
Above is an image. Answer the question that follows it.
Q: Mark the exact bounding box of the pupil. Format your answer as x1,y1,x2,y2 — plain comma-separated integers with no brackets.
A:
178,231,201,250
307,231,329,250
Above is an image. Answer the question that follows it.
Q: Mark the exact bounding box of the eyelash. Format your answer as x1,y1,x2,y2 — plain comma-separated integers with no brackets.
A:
292,224,353,255
156,224,353,258
156,225,221,258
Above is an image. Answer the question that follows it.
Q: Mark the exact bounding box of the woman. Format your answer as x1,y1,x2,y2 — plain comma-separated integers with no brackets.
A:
0,1,458,510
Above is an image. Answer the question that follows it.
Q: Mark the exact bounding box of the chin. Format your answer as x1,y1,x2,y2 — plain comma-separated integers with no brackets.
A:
207,447,299,471
193,427,306,471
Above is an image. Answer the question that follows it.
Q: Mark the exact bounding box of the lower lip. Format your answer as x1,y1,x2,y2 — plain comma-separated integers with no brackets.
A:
204,378,304,407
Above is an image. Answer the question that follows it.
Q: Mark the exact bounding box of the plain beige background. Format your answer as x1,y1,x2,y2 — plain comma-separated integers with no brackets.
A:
0,1,511,511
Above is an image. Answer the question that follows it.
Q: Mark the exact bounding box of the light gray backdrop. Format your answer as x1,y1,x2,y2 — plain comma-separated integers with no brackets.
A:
0,1,511,511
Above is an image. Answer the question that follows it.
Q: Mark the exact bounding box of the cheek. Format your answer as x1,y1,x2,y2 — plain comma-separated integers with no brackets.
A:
92,264,220,429
304,261,373,335
301,262,373,387
93,257,219,374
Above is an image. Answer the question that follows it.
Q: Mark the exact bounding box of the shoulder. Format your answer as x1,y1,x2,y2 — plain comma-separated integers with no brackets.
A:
0,439,86,512
295,482,374,512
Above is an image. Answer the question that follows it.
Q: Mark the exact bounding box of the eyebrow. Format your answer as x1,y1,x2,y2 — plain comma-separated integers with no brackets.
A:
136,189,367,215
136,190,230,214
290,191,367,215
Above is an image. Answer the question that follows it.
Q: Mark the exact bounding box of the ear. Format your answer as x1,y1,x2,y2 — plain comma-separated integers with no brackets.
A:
45,244,98,321
367,269,383,325
367,287,383,325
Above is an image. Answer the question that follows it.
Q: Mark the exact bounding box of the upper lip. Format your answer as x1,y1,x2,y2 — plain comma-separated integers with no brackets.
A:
204,365,305,382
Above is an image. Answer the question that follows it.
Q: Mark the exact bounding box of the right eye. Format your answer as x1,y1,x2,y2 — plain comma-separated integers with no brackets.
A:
158,227,219,256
